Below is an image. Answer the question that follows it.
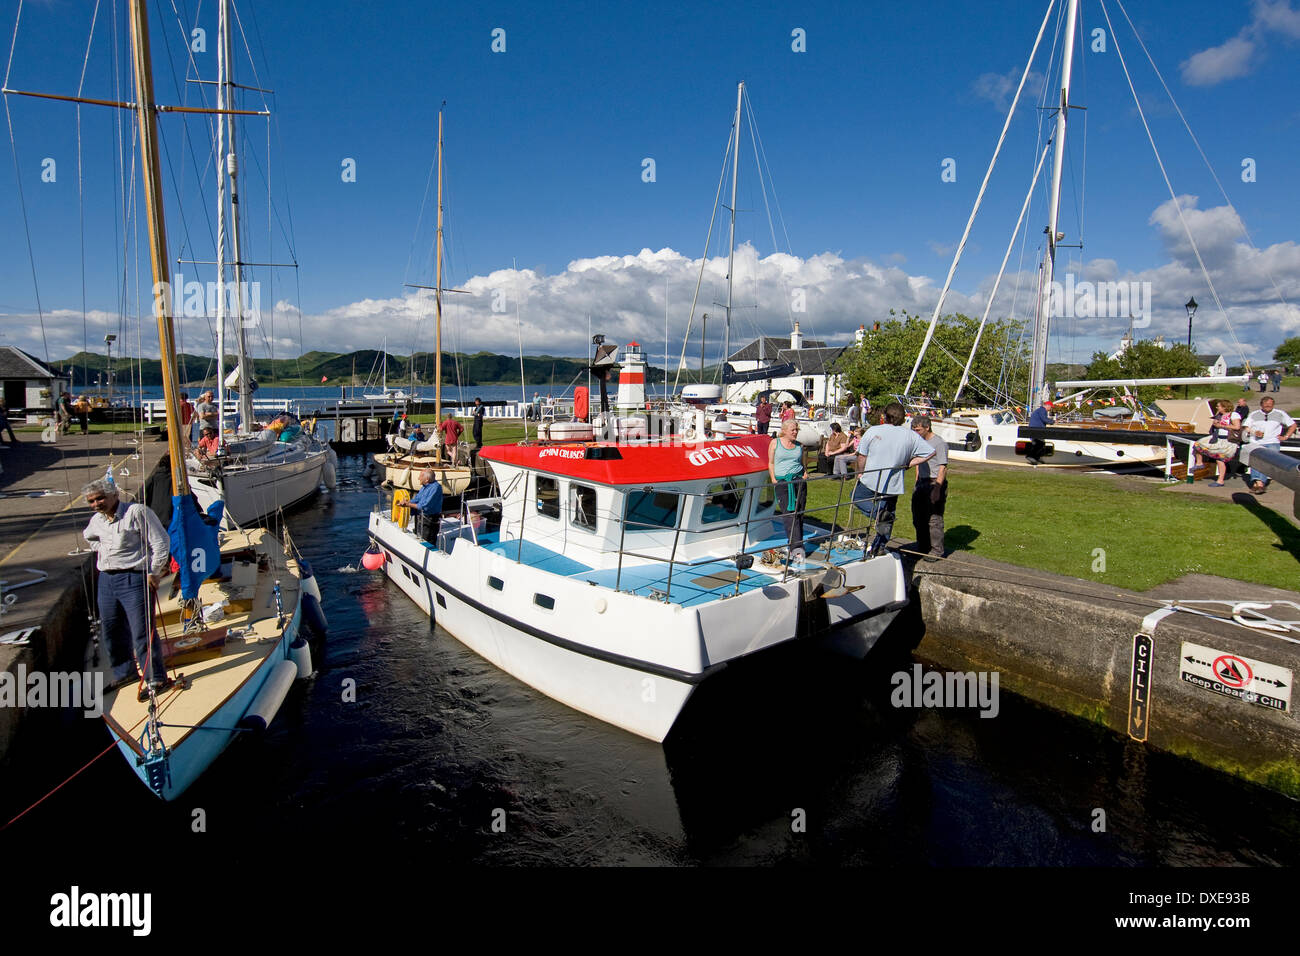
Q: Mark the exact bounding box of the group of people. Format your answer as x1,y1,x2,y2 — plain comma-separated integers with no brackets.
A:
768,401,948,562
1194,395,1296,493
1250,370,1284,393
752,397,797,436
55,392,91,435
392,398,486,462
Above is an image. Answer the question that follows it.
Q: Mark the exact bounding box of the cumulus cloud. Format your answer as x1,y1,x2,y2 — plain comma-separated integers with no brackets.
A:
972,69,1045,113
1181,1,1300,86
5,213,1296,374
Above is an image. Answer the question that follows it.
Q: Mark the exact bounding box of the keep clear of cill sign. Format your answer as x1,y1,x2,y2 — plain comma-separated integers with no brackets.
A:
1179,641,1292,713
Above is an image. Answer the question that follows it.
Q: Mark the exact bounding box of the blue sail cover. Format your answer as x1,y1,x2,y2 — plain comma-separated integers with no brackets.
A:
170,495,224,599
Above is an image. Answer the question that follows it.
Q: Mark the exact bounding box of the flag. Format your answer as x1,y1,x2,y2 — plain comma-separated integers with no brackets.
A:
169,495,224,600
321,375,328,383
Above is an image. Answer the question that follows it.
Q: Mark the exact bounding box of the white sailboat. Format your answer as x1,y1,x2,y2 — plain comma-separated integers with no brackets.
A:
186,0,333,527
906,0,1250,469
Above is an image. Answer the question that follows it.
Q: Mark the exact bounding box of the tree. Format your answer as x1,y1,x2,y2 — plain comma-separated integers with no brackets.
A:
835,310,1028,411
1081,339,1204,403
1275,336,1300,368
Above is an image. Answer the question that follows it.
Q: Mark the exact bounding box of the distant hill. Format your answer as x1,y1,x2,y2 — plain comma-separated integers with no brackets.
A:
50,349,715,388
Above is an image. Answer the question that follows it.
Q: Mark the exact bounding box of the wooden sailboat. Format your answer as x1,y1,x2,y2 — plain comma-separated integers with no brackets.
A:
5,0,318,799
373,107,474,494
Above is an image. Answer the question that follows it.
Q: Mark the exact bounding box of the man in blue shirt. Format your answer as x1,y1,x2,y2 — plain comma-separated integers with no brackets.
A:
852,402,935,557
411,468,444,541
1027,401,1055,429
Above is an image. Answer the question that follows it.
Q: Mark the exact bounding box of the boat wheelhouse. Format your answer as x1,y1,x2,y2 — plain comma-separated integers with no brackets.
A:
367,433,909,741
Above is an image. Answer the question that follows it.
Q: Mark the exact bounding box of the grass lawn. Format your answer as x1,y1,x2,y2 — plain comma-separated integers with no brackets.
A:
805,463,1299,592
15,421,153,435
409,416,1299,593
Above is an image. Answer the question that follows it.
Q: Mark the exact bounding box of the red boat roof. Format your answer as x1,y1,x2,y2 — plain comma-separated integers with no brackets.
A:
481,435,772,485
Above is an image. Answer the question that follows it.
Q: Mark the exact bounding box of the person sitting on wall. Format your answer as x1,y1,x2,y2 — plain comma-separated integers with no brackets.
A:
818,422,850,473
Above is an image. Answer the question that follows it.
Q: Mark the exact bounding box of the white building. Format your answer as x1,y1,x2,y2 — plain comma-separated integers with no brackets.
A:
723,322,848,406
1196,353,1228,377
1,346,68,422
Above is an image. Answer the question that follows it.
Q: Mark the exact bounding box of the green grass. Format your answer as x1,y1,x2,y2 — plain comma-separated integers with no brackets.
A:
15,421,154,434
805,465,1300,591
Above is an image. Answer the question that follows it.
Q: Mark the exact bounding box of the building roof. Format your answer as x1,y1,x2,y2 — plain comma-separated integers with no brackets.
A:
0,346,58,380
728,336,826,363
1196,353,1225,364
775,346,847,376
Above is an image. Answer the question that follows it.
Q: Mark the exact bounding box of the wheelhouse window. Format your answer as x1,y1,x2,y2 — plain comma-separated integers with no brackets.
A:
754,481,775,514
624,490,679,531
701,478,745,524
571,484,597,531
535,475,560,519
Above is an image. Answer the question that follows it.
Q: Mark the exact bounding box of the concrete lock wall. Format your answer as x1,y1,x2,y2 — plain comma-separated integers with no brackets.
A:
914,563,1300,798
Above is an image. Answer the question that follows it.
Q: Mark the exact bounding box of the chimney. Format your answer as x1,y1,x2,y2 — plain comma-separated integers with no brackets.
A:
790,321,803,351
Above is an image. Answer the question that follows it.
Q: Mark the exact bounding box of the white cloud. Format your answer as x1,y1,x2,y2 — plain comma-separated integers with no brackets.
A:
1181,36,1256,86
972,69,1045,113
1181,1,1300,86
7,218,1297,373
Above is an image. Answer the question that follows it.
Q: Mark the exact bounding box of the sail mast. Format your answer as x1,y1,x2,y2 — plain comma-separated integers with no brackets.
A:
1029,0,1079,410
434,106,444,452
214,0,227,435
723,81,743,399
222,0,255,433
128,0,188,494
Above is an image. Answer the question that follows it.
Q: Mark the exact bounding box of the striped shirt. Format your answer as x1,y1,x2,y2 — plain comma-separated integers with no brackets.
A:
84,500,170,576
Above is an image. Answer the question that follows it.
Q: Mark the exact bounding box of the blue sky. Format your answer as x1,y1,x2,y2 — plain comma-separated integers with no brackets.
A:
2,0,1298,375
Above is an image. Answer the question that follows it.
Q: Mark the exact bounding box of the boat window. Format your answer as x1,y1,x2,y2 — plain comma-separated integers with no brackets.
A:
571,484,597,531
752,481,775,516
487,576,504,591
993,411,1016,426
624,490,679,530
702,478,744,524
533,593,556,611
535,475,560,519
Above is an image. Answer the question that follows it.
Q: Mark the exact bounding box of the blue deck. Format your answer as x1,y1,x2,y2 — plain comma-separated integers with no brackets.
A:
464,525,867,608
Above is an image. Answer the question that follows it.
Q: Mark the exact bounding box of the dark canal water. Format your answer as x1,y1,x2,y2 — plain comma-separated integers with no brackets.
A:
2,455,1295,920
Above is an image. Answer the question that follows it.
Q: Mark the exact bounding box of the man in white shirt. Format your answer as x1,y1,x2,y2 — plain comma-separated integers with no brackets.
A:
82,478,173,697
852,402,935,557
1242,397,1296,494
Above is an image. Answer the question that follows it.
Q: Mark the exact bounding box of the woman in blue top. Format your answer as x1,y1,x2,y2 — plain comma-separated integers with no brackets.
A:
768,419,808,561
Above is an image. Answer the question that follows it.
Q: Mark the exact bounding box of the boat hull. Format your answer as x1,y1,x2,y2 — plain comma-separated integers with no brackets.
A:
107,605,300,801
191,449,327,527
367,511,907,740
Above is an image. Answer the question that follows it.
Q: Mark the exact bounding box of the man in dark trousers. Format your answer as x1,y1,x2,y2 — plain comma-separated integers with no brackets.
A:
472,397,485,448
910,415,948,561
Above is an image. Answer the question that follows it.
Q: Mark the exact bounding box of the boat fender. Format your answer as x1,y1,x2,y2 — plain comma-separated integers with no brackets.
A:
238,659,298,731
289,636,313,678
361,547,386,571
301,568,323,603
302,593,329,637
323,449,338,490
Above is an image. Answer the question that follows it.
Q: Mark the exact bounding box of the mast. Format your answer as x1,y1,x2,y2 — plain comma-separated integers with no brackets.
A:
1029,0,1079,410
221,0,255,433
214,0,227,433
723,81,742,399
434,106,444,455
128,0,188,494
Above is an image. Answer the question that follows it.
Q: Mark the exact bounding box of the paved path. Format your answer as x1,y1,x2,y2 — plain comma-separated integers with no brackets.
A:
0,430,166,653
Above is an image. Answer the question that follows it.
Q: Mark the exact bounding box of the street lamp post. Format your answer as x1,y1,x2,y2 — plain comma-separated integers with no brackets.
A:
1184,297,1197,399
104,333,117,405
